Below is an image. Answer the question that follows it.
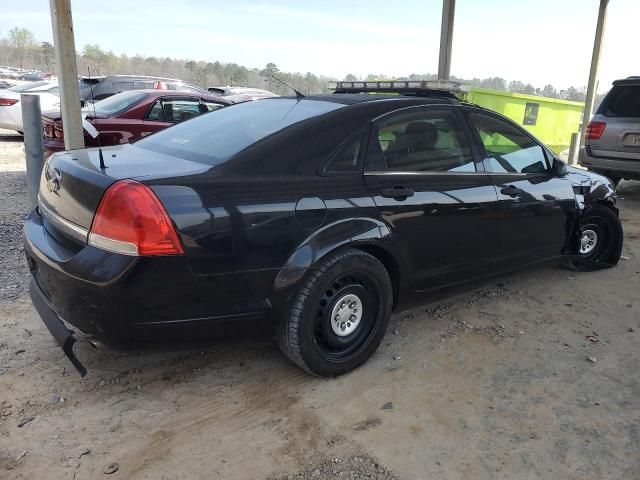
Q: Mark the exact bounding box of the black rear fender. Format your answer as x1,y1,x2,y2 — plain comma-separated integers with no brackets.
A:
272,217,401,307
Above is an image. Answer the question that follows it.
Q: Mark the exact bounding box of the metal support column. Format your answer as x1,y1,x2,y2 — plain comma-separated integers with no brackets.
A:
438,0,456,80
21,94,45,208
49,0,84,150
580,0,609,146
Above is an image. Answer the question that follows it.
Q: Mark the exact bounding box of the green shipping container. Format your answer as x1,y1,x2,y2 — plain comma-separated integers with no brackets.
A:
459,87,584,155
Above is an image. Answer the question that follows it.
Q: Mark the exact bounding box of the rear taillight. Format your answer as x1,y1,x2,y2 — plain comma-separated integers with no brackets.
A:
0,98,18,106
54,127,64,139
586,121,606,140
88,179,184,256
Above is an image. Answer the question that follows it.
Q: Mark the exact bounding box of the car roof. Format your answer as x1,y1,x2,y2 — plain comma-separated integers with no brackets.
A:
612,76,640,86
81,75,182,82
273,93,458,106
134,89,230,103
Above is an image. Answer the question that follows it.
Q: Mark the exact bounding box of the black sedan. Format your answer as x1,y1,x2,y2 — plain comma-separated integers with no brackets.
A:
24,81,623,377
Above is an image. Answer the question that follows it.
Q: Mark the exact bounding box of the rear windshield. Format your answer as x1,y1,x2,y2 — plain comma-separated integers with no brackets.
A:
87,91,148,115
8,81,50,92
600,85,640,117
135,98,345,165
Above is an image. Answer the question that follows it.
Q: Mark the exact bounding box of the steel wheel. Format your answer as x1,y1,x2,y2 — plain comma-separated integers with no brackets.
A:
277,248,393,377
579,228,598,255
313,274,378,362
572,205,623,271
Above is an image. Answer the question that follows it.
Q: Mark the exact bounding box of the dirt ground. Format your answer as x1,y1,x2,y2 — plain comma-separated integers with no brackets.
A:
1,128,639,480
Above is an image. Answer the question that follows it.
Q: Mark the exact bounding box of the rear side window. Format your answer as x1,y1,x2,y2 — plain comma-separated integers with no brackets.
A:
113,81,134,92
470,112,549,174
91,91,148,116
135,99,345,166
325,134,365,173
204,100,225,112
600,85,640,117
134,81,154,89
371,109,475,173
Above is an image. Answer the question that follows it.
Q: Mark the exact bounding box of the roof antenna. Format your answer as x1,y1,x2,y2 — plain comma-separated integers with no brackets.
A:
87,66,106,170
271,75,305,100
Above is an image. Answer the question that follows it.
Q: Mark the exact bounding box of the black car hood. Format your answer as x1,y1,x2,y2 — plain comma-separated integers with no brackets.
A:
566,165,617,211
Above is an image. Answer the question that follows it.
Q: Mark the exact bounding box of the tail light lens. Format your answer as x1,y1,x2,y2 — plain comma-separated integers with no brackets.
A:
88,179,184,256
54,126,64,139
586,121,606,140
0,98,19,106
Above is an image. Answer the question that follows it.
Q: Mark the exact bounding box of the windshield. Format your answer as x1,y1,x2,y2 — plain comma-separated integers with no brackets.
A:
135,98,345,165
85,91,148,116
8,81,50,92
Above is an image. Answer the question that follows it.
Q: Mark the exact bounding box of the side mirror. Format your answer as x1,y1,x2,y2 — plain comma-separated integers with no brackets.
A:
552,157,568,177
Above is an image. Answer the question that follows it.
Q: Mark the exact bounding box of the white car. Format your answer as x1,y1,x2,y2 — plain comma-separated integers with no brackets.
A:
0,81,60,133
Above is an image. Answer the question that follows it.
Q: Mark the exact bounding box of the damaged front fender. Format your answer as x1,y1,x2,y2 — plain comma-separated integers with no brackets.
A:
566,166,618,214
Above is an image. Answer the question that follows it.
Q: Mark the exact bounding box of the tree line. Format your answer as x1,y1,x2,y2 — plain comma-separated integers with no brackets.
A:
1,26,590,101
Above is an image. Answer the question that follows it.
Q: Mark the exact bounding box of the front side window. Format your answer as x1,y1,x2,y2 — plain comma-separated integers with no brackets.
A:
372,109,475,173
470,112,549,174
146,98,206,123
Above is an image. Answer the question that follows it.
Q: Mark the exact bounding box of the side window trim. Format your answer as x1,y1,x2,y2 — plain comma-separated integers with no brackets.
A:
144,98,165,122
364,105,481,175
463,107,552,175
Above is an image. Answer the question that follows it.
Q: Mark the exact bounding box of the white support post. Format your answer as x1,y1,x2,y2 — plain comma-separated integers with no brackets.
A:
50,0,84,151
580,0,609,146
438,0,456,80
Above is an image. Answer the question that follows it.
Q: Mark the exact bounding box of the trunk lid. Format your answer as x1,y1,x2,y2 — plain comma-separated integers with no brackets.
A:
38,144,211,244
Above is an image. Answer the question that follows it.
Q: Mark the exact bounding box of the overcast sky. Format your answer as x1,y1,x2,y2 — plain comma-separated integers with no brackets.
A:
2,0,636,92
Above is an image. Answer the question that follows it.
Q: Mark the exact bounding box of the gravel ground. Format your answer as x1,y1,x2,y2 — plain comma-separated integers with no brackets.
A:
1,128,639,480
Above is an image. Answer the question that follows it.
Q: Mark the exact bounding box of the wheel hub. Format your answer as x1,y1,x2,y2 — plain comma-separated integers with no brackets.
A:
580,228,598,254
330,293,363,336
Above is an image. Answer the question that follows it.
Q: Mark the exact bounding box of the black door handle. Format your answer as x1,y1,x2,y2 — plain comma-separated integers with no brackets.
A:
500,185,521,197
380,186,415,200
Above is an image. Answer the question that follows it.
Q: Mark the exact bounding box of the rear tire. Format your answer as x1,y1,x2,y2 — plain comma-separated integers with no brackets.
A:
572,204,623,271
277,248,393,377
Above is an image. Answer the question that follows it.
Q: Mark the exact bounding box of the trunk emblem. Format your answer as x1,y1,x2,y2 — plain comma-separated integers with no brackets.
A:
46,169,62,193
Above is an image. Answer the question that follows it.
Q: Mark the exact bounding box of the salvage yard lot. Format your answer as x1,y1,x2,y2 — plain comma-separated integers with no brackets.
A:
1,128,639,480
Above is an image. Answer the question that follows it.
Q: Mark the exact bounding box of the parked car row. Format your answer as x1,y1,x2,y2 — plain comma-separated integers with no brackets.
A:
43,89,230,156
0,65,54,81
0,75,277,135
0,81,61,133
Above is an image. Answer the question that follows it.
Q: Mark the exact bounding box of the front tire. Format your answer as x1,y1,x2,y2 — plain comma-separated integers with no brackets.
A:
277,248,393,377
572,204,623,271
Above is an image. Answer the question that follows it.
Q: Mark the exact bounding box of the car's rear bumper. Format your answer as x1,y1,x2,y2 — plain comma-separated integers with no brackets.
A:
579,146,640,177
29,277,87,376
23,207,276,373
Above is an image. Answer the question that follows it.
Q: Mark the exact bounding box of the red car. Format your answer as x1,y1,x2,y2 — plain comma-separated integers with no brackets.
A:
43,90,230,157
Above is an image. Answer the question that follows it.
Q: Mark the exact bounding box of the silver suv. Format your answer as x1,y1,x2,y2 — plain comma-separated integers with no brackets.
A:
579,77,640,186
